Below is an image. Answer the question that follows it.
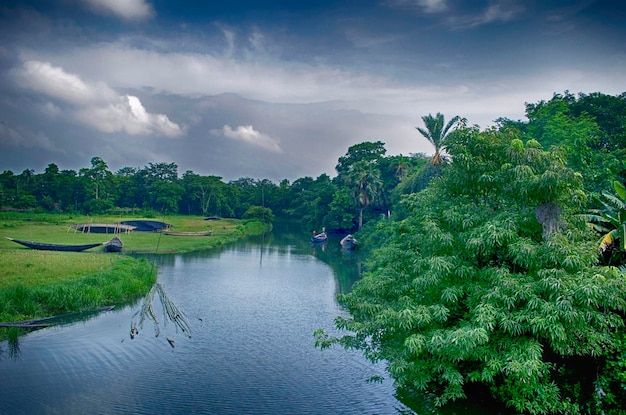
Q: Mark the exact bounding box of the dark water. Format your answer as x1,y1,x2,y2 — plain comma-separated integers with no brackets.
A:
0,224,499,415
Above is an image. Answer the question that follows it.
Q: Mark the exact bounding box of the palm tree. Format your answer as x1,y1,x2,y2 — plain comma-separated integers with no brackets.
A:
416,113,461,165
349,161,382,230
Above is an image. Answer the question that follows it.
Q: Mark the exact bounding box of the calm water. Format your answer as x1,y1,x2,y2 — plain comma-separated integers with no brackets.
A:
0,225,499,415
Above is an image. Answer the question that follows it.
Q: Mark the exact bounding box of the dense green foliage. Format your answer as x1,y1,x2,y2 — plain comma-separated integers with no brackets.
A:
317,126,626,413
315,91,626,414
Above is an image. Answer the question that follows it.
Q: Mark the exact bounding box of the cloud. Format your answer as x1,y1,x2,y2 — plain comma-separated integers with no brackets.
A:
31,43,429,110
13,60,184,137
446,1,526,29
213,125,283,153
82,0,155,21
385,0,448,13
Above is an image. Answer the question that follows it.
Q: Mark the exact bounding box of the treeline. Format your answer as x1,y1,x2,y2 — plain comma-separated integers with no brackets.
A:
0,142,428,231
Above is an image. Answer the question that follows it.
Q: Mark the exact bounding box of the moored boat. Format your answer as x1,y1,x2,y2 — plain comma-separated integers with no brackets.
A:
163,230,213,236
340,234,358,250
5,237,103,252
104,236,123,252
311,232,327,243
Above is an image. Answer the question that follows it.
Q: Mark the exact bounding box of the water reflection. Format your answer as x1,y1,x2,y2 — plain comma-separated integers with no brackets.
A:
5,337,20,360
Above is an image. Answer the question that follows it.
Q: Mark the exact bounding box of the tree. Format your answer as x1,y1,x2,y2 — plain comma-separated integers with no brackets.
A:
325,188,357,231
523,92,626,194
79,156,112,201
150,180,184,214
285,175,336,228
348,161,382,230
242,205,275,223
317,126,626,414
39,163,60,210
142,162,183,214
180,171,226,216
335,141,387,178
114,167,139,210
416,113,461,165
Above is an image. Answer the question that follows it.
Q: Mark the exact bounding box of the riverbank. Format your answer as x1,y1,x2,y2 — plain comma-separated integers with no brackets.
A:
0,213,268,338
0,212,266,254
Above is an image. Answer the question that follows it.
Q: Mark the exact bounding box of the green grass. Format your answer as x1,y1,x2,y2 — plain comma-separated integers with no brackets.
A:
0,213,262,254
0,213,268,338
0,255,156,323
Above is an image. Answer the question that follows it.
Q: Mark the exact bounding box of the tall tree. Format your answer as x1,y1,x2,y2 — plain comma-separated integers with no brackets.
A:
335,141,387,179
348,161,382,230
416,113,461,165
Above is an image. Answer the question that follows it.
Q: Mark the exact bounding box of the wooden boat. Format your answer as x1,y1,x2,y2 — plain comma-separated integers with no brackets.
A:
5,237,103,252
163,230,213,236
311,232,327,243
70,223,136,234
120,220,171,232
340,234,358,250
104,236,123,252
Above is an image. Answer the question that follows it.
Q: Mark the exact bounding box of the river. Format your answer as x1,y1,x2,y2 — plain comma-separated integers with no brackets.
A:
0,223,498,414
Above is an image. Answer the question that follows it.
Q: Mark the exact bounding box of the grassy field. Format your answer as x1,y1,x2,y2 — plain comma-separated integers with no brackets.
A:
0,212,267,337
0,212,254,254
0,254,156,322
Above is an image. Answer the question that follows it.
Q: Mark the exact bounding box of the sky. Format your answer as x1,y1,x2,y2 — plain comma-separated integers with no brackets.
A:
0,0,624,182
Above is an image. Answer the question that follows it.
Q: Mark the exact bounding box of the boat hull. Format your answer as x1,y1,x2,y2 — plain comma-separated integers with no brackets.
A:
163,231,213,236
6,237,103,252
104,236,123,252
311,233,327,243
340,235,358,250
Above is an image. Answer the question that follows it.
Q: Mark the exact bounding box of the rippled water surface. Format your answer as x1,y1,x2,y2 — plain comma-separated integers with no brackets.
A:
0,229,416,414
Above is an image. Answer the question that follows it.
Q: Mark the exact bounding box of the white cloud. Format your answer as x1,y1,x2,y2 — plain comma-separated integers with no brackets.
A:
83,0,155,20
15,60,116,105
13,60,184,137
385,0,448,13
214,125,283,153
418,0,447,13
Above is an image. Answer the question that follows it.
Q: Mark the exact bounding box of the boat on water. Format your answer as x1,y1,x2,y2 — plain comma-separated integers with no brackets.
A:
311,231,328,243
163,230,213,236
104,236,123,252
5,237,103,252
340,234,358,250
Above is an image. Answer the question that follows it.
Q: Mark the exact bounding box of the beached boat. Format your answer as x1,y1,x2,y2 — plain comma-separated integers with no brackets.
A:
5,237,103,252
163,230,213,236
70,223,136,234
340,234,358,250
104,236,123,252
